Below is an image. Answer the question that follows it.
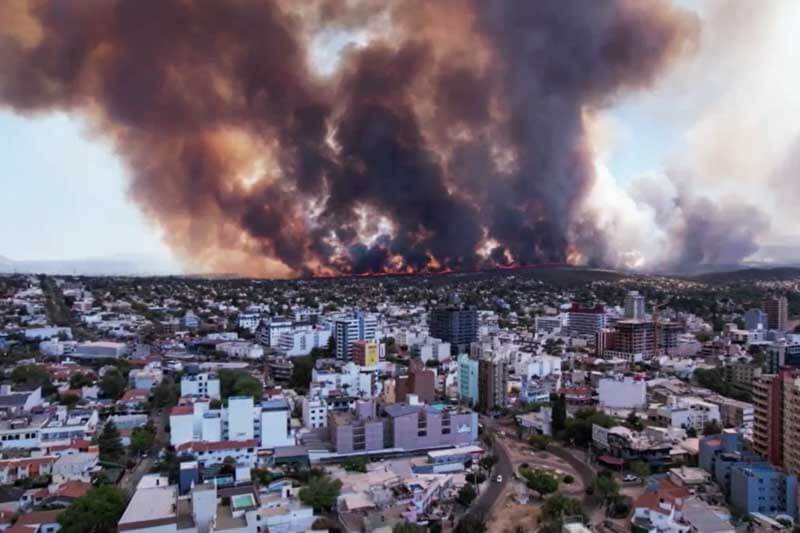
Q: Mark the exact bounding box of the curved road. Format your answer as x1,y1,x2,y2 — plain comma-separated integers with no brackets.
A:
463,417,515,521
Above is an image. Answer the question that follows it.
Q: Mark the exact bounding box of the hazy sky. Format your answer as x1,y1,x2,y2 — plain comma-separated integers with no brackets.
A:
0,111,177,264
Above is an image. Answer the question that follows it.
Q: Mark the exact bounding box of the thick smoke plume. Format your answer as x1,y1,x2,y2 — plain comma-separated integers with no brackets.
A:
0,0,697,277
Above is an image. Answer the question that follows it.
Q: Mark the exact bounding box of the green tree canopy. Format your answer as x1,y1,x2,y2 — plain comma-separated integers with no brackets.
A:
593,475,620,507
341,456,368,473
129,424,156,456
69,373,93,389
551,393,567,433
98,421,125,464
219,369,263,400
151,377,178,409
455,513,486,533
541,493,585,522
522,468,559,497
57,485,126,533
99,369,126,400
457,484,477,507
630,461,651,482
289,356,314,391
298,474,342,512
11,364,53,392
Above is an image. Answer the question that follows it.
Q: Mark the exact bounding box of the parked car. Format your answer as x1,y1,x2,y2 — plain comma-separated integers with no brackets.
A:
623,474,639,482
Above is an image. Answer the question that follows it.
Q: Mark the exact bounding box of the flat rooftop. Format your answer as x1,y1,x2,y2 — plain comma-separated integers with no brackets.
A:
118,486,176,531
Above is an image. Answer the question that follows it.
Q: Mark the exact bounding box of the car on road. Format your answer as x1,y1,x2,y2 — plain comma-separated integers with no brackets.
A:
623,474,639,482
496,475,503,483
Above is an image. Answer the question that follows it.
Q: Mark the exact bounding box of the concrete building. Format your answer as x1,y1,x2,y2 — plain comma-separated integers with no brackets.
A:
277,328,332,357
352,340,379,367
568,303,606,337
654,396,721,432
767,342,800,373
782,372,800,476
730,464,797,518
72,341,127,359
334,312,378,360
384,402,478,452
534,315,565,334
592,425,673,470
328,403,385,454
396,359,435,405
764,296,789,332
169,398,292,449
237,312,262,333
752,373,783,466
128,366,163,392
457,353,479,407
624,290,646,320
723,362,762,398
256,316,293,347
519,354,562,380
302,397,328,429
707,395,754,429
175,439,258,469
477,357,506,412
180,373,221,400
411,338,451,363
597,375,646,409
428,306,478,355
217,340,264,360
744,308,768,331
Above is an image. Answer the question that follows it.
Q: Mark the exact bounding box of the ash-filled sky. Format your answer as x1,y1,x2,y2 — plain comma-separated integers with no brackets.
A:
1,0,799,277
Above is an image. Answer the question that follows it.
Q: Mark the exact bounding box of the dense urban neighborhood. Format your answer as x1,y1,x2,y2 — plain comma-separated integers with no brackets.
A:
0,266,798,532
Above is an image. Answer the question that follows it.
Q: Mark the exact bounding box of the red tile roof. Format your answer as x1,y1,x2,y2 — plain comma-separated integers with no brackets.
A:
0,456,57,470
634,480,691,514
170,404,194,416
0,511,17,525
176,439,258,453
55,480,91,499
120,389,149,402
15,509,63,525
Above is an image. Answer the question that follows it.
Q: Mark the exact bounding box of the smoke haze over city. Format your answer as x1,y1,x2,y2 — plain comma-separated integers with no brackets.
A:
1,0,799,278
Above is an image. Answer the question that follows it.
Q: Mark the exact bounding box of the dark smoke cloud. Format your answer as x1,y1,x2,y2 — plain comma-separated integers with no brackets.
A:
0,0,697,277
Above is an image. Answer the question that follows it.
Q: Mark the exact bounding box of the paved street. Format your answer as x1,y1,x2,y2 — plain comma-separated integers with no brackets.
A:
463,417,515,521
118,408,168,497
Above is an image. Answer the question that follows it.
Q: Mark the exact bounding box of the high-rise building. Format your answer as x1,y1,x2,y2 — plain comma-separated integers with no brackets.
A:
352,340,379,367
764,296,789,332
767,342,800,373
567,304,606,337
478,357,506,412
752,373,783,466
396,359,436,405
428,307,478,355
457,353,479,407
624,291,646,320
782,372,800,476
334,312,377,360
744,308,768,331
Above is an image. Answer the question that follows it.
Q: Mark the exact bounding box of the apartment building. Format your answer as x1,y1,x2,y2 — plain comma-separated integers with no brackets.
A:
477,357,506,412
169,398,292,449
180,372,221,400
327,399,478,455
653,396,721,432
334,312,378,360
752,373,783,466
782,372,800,475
